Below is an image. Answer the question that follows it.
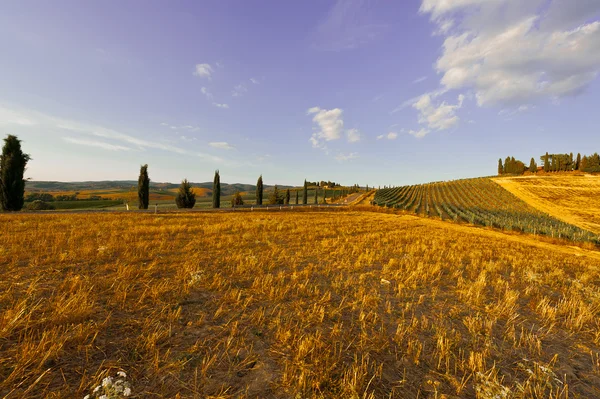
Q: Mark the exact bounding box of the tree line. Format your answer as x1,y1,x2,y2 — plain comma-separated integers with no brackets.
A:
498,151,600,175
0,134,365,211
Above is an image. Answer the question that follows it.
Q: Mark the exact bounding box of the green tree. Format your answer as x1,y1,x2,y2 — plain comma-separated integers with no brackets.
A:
0,135,30,211
256,175,263,205
322,189,327,204
529,158,537,173
231,190,244,207
543,152,550,172
498,158,503,175
212,170,220,208
302,179,308,204
175,179,196,209
314,187,318,204
269,185,284,204
137,164,150,209
285,188,290,205
295,190,299,204
576,153,581,170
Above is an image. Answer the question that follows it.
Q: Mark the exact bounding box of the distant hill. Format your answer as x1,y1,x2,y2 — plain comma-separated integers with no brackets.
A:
25,180,295,196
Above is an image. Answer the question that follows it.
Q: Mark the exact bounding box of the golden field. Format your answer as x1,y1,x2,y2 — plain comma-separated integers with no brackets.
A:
1,210,600,398
494,174,600,234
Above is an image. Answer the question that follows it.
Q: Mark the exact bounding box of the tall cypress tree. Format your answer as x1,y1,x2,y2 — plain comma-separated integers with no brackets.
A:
498,158,503,175
322,189,327,204
285,188,290,205
529,158,537,173
295,190,299,205
0,135,30,211
256,175,263,205
314,187,318,204
212,170,220,208
576,153,581,170
302,179,308,204
138,164,150,209
543,152,550,172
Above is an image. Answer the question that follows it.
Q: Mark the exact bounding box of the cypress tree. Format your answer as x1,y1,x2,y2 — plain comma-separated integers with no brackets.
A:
256,175,263,205
138,164,150,209
285,188,290,205
498,158,503,175
544,152,550,172
295,190,299,204
314,187,318,204
576,153,581,170
322,189,327,204
212,170,220,208
302,179,308,204
175,179,196,208
0,135,30,211
529,158,537,173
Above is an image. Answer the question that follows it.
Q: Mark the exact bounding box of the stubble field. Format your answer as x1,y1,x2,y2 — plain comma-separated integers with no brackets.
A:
494,174,600,234
1,211,600,398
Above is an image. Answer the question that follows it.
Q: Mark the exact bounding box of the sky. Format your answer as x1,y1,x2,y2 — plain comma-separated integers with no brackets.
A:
1,0,599,187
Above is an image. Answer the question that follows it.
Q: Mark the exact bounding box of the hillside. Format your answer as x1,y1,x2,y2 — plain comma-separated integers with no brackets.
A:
494,174,600,234
373,177,598,243
25,180,294,197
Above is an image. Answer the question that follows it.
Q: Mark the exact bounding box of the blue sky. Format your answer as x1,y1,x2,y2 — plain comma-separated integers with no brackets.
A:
1,0,599,186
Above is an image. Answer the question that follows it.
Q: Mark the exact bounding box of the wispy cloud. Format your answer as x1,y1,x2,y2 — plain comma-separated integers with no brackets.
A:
312,0,389,51
232,84,248,97
201,87,213,100
209,141,234,150
250,78,260,84
335,152,359,162
0,105,189,154
413,76,428,84
212,102,229,109
193,63,214,79
63,137,132,151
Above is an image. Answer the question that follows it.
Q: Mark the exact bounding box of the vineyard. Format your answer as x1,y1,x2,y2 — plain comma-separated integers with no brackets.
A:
373,177,599,243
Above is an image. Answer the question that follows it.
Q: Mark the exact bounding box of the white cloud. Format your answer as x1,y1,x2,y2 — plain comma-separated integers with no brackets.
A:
335,152,359,162
413,93,464,130
307,107,344,148
413,76,428,84
63,137,131,151
212,102,229,109
408,128,430,138
209,142,234,150
201,87,213,100
421,0,600,106
193,63,214,79
250,78,259,84
346,128,361,143
232,84,248,97
377,132,397,140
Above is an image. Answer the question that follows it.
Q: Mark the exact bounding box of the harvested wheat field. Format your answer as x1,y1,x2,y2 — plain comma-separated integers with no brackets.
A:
494,175,600,234
2,211,600,398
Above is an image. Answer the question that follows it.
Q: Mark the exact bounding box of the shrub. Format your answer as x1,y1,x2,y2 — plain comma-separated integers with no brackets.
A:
175,179,196,209
26,200,55,211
